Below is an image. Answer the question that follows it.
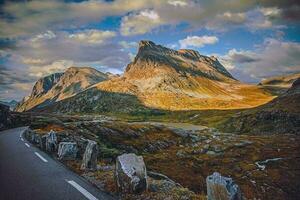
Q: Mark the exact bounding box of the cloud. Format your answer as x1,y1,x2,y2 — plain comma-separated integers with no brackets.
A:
28,60,74,78
119,41,138,49
168,0,188,7
179,35,218,48
0,28,131,100
69,30,116,44
219,38,300,82
1,0,299,39
120,10,164,36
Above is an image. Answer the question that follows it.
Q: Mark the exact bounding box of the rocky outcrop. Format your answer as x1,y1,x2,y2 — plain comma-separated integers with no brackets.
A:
206,172,242,200
81,140,98,171
57,142,78,160
45,130,58,152
115,153,147,194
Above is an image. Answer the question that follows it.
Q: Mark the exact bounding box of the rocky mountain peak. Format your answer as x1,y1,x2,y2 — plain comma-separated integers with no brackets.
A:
126,40,234,81
31,73,63,98
178,49,202,59
138,40,156,49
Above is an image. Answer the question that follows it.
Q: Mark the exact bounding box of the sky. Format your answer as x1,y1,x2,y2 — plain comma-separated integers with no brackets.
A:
0,0,300,101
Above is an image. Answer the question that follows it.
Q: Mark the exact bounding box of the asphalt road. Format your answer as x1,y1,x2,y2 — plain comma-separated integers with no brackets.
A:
0,127,115,200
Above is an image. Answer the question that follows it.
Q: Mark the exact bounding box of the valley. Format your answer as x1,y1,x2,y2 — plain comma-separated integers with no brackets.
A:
3,41,300,200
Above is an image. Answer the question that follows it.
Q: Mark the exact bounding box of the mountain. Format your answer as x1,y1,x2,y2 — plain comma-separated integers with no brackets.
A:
15,67,108,112
222,78,300,134
259,72,300,88
0,100,18,110
93,41,273,110
258,72,300,95
31,40,273,113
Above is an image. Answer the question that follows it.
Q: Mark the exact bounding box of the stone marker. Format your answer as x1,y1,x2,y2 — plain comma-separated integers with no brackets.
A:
57,142,78,160
81,140,98,171
115,153,147,194
206,172,242,200
45,130,57,152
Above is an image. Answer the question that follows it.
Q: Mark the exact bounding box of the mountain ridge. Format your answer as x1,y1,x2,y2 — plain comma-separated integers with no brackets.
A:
25,40,274,113
15,67,108,112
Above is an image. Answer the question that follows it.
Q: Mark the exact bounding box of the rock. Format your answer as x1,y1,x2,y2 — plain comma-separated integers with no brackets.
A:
115,153,147,194
45,130,57,152
57,142,78,160
176,150,186,158
234,140,253,148
206,172,242,200
81,140,98,171
206,151,217,156
40,135,47,150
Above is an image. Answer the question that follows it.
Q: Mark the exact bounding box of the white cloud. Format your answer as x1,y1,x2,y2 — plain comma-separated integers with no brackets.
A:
69,30,116,44
168,0,188,7
179,35,218,48
120,10,164,36
260,7,281,17
31,30,56,42
219,39,300,82
28,60,74,78
119,41,138,49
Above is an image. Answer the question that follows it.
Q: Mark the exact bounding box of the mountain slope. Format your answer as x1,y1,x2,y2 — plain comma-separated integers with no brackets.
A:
258,72,300,95
259,72,300,88
222,78,300,134
15,67,108,112
33,40,274,113
94,41,273,110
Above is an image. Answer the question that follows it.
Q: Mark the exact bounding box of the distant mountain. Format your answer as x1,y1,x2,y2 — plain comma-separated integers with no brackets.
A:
223,78,300,134
259,72,300,88
32,40,273,113
15,67,108,112
258,72,300,95
0,100,18,110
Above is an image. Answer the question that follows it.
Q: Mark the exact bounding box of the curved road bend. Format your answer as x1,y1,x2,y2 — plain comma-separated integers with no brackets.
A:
0,127,115,200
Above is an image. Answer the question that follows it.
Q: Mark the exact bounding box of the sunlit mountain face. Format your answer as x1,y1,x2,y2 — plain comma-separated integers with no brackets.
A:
0,0,300,102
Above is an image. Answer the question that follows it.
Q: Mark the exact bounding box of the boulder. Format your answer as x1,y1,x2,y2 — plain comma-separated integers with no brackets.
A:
40,135,47,150
45,130,57,152
81,140,98,171
115,153,147,194
57,142,78,160
24,128,36,142
206,172,242,200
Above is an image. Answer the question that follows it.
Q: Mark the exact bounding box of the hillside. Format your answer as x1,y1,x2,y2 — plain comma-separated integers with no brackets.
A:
15,67,108,112
258,72,300,95
222,78,300,134
86,41,273,111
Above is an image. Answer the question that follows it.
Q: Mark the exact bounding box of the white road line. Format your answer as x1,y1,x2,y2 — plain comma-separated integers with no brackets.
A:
34,152,48,163
66,180,98,200
25,143,30,148
21,138,24,141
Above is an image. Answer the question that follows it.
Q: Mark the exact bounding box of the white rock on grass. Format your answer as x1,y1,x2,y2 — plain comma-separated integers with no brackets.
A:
115,153,147,194
45,130,57,152
57,142,78,160
206,172,242,200
81,140,98,171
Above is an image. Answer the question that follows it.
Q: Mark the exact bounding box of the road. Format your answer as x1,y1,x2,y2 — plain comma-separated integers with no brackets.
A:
0,127,115,200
